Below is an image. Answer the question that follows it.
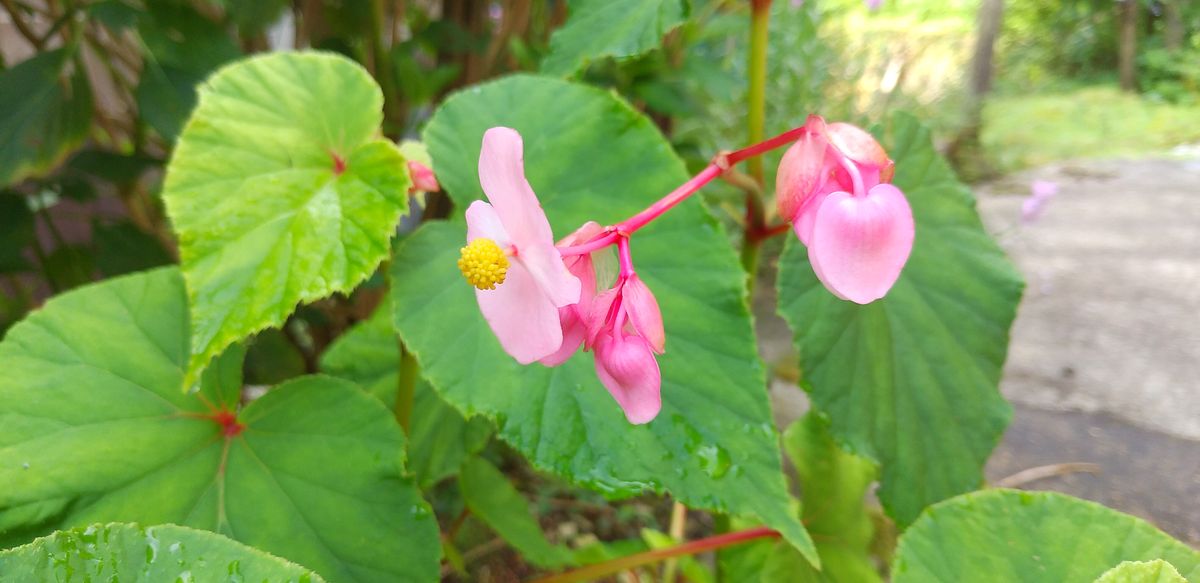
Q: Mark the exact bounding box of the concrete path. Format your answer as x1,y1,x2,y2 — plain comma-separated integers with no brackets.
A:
759,154,1200,545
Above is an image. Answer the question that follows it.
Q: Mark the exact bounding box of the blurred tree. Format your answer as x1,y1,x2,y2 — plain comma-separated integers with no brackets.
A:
1164,0,1184,52
1119,0,1139,91
948,0,1005,180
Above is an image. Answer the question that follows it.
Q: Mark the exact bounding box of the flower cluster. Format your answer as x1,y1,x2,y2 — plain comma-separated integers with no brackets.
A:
775,115,914,304
459,120,914,424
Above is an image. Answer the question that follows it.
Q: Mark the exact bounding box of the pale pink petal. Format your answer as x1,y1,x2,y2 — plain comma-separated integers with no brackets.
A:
476,261,562,364
478,127,555,249
621,276,665,354
539,306,587,366
593,332,662,425
827,122,891,170
809,184,914,304
516,242,581,308
775,116,833,221
791,189,832,245
465,201,511,246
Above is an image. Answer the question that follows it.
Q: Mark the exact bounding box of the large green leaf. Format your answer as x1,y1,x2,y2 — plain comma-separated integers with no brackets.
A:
459,457,574,568
776,112,1024,527
0,269,439,582
541,0,689,76
892,490,1200,582
0,523,322,582
1096,561,1188,583
319,302,492,489
0,50,92,186
163,51,411,391
394,74,815,563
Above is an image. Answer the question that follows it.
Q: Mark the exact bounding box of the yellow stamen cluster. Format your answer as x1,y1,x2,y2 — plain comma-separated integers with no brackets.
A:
458,238,509,290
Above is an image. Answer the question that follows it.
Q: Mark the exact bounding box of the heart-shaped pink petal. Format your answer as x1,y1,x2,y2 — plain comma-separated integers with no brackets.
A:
808,184,914,304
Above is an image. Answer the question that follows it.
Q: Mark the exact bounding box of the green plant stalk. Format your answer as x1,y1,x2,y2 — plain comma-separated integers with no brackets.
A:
395,339,418,434
662,500,688,583
532,527,780,583
740,0,772,289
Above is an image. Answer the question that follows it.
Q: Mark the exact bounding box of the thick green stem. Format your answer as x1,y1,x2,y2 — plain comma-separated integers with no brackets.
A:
395,339,418,434
532,527,779,583
746,0,771,183
741,0,772,293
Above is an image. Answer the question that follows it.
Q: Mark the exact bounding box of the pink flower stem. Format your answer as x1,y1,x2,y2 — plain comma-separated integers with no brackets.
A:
530,526,780,583
556,125,810,258
837,153,866,197
616,236,636,277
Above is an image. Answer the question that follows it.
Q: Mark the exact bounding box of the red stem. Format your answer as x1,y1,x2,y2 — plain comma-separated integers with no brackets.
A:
531,527,780,583
749,222,793,242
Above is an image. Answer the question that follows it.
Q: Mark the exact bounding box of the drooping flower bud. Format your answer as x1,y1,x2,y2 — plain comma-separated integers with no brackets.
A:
408,160,440,193
777,115,913,305
593,330,662,425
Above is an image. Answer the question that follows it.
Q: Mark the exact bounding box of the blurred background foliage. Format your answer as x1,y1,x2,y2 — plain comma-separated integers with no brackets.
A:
0,0,1196,371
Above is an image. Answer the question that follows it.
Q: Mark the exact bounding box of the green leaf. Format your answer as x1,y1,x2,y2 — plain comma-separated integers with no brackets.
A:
1095,560,1188,583
395,74,816,563
541,0,689,76
459,457,575,569
92,220,174,277
134,2,240,142
319,302,492,489
0,523,323,582
163,51,411,391
776,112,1024,527
0,269,440,582
0,195,33,274
892,490,1200,582
0,50,92,186
719,413,882,583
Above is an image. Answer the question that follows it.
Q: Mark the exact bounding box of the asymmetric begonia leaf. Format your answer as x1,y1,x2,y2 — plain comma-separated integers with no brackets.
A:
891,490,1200,582
0,523,323,582
1095,560,1188,583
394,74,816,564
0,269,439,582
459,457,575,568
319,302,492,489
776,112,1024,527
163,51,411,391
0,49,92,187
541,0,689,76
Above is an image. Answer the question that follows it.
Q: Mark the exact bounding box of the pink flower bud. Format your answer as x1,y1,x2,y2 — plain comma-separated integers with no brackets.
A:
777,116,913,304
593,331,662,425
408,160,440,193
620,275,665,354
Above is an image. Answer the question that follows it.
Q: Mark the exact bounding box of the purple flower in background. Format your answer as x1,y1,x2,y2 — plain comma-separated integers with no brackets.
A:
865,0,883,10
1021,180,1059,223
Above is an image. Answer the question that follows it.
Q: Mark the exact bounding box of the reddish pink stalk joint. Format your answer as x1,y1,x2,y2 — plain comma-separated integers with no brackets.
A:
330,152,347,175
212,410,244,438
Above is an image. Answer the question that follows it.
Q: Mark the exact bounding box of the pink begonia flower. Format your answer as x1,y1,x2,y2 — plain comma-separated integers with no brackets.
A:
407,160,440,194
1021,179,1058,223
459,127,581,364
585,273,665,425
776,115,912,304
